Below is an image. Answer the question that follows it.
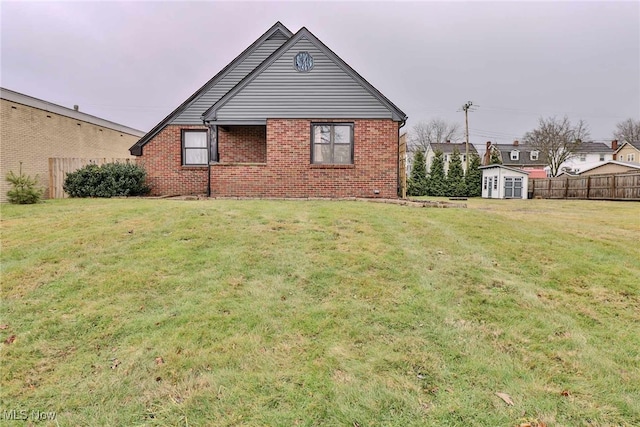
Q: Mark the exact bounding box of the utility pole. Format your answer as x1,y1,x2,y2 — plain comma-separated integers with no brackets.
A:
462,101,474,171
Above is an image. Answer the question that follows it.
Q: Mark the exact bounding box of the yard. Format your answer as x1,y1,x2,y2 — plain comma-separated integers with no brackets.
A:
1,197,639,426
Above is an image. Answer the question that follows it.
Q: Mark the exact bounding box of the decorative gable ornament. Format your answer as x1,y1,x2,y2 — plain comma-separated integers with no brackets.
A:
294,52,314,72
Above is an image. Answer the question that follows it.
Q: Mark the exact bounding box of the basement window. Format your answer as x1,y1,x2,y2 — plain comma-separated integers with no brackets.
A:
311,123,353,164
182,129,208,165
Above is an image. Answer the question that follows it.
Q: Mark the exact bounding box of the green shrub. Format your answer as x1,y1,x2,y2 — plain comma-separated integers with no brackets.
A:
6,163,44,204
63,162,150,198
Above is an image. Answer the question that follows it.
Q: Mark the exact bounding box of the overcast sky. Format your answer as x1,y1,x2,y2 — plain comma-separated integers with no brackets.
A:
2,1,638,147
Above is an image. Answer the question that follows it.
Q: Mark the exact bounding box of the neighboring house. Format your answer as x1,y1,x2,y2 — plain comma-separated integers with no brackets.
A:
577,160,640,176
558,141,615,174
129,22,407,198
1,87,144,202
425,142,478,174
613,141,640,164
483,141,547,170
479,164,529,199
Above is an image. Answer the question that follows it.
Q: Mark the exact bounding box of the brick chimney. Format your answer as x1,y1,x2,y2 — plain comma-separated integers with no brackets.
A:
486,141,491,150
513,140,519,146
611,140,618,151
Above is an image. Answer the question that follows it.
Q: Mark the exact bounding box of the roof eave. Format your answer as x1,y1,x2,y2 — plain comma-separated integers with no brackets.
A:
129,22,293,156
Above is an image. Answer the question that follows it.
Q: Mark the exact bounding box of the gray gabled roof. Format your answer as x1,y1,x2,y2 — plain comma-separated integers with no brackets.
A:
479,164,531,174
572,142,614,154
129,22,293,156
1,87,145,137
492,143,547,167
202,27,407,123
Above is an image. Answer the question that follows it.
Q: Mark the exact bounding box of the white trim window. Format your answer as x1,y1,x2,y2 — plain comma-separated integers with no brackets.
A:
182,130,208,165
530,151,539,161
628,153,636,162
510,150,520,161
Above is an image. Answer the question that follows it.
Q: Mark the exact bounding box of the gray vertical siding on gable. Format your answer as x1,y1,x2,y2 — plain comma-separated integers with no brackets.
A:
214,38,393,121
171,38,288,124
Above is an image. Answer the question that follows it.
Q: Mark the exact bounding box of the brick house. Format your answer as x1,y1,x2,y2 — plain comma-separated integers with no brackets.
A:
425,142,478,174
1,87,144,202
130,22,407,198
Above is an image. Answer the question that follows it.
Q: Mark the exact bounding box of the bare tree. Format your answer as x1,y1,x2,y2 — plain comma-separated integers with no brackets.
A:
523,116,590,177
613,118,640,143
408,119,461,152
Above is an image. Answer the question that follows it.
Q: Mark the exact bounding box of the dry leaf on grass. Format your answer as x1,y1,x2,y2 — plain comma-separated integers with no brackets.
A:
155,357,164,365
111,358,121,369
0,324,8,330
4,335,16,345
561,390,571,397
496,392,514,406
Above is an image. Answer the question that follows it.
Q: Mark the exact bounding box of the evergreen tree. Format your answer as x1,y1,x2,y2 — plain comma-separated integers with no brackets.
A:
426,151,447,196
489,148,502,164
407,150,427,196
465,153,483,197
446,148,466,197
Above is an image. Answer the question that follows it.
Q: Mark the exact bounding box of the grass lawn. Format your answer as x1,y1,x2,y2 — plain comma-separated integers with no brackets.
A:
1,197,639,426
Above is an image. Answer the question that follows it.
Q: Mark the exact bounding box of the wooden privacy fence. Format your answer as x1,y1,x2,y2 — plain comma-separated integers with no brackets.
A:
530,172,640,201
48,157,133,199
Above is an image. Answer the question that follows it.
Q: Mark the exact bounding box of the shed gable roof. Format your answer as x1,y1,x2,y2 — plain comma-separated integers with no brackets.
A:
130,22,293,155
203,27,407,124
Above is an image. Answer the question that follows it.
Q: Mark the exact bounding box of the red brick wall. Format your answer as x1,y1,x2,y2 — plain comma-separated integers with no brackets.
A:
139,119,399,198
211,119,399,198
218,126,266,163
138,125,208,196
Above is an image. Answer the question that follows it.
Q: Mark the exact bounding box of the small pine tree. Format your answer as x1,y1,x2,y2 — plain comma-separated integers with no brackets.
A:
6,162,43,204
465,153,483,197
426,151,447,196
446,148,466,197
407,150,428,196
489,148,502,164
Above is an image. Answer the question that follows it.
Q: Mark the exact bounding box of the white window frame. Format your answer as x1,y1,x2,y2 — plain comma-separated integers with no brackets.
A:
530,151,539,161
628,153,636,162
510,150,520,161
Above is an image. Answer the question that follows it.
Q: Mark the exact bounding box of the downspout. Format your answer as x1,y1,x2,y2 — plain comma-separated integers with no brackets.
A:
398,117,407,198
204,120,216,198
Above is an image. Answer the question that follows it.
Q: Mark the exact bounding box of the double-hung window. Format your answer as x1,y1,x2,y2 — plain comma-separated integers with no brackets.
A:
504,177,523,198
182,130,208,166
311,123,353,164
510,150,520,161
